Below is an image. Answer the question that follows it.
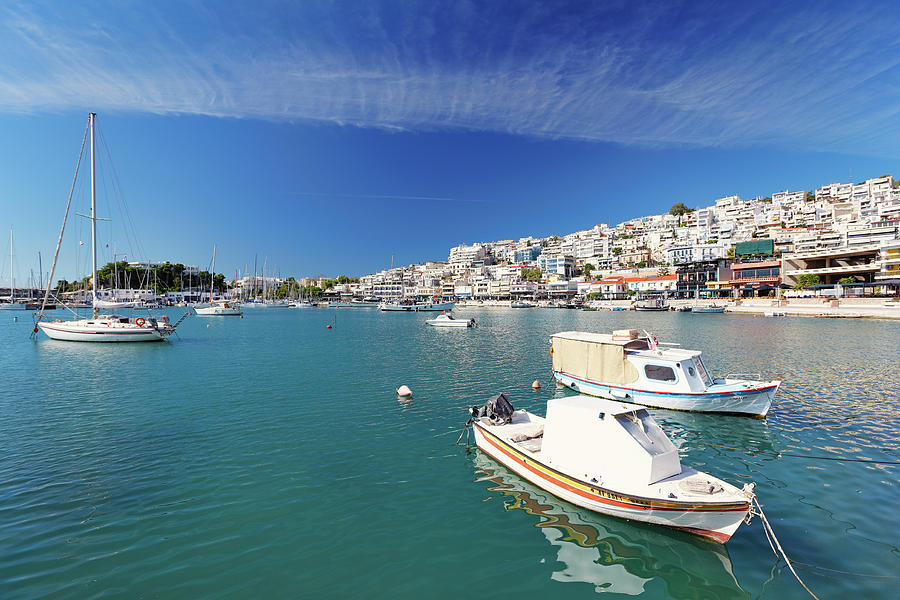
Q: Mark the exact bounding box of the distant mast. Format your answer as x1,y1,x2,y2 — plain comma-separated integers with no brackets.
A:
210,244,216,303
8,228,13,302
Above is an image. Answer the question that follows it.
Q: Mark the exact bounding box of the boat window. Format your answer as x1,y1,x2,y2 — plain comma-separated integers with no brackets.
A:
644,364,676,382
688,366,696,377
694,358,713,386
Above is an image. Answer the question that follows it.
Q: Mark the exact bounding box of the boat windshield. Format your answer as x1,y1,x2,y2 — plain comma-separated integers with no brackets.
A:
694,357,713,387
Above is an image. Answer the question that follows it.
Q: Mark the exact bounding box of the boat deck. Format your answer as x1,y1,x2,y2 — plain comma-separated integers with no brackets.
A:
481,411,747,504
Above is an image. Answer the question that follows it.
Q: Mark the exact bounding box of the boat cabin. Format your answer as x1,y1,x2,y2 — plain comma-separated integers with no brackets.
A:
551,330,716,394
541,395,681,488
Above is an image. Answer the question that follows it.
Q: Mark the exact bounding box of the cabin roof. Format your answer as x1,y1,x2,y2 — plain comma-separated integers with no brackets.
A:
551,330,638,346
549,394,645,416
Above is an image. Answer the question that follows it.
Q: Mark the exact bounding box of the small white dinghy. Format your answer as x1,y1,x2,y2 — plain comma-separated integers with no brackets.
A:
467,394,755,543
426,313,475,327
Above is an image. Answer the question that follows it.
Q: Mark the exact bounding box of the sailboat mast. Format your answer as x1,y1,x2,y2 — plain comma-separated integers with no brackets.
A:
210,245,216,303
90,113,98,318
9,228,13,302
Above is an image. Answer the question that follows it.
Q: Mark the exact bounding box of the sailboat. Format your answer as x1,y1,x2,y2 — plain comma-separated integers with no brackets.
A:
0,228,37,310
195,245,242,316
34,113,183,342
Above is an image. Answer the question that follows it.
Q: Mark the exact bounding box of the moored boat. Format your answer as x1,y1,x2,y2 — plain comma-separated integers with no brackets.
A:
34,113,187,343
195,300,242,316
550,329,778,416
467,394,755,543
634,298,668,311
380,300,456,311
38,313,176,341
426,313,475,327
691,305,726,313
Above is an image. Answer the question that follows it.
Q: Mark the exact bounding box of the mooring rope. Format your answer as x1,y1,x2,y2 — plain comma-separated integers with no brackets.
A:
752,496,821,600
456,418,474,453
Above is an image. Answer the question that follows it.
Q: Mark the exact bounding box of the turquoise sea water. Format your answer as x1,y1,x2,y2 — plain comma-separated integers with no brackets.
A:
1,307,898,599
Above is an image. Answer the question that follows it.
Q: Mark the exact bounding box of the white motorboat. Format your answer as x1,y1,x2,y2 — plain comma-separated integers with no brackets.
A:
634,298,668,311
426,313,475,327
195,300,242,316
472,452,745,596
467,394,755,543
691,305,726,313
34,113,186,343
550,330,779,416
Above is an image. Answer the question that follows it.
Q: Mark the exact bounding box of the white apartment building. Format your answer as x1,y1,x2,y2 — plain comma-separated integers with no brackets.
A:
448,243,486,264
665,243,727,265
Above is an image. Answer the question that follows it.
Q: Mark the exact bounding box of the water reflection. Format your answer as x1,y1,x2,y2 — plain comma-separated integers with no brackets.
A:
473,452,749,599
653,410,776,454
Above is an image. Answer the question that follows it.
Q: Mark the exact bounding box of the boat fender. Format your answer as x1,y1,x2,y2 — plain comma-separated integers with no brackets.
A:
135,317,145,326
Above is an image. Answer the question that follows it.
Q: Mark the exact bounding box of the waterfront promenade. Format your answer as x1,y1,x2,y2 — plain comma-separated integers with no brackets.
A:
457,298,900,319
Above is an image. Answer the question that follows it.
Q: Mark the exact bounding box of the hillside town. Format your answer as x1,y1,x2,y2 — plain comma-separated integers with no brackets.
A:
9,174,898,308
324,174,900,302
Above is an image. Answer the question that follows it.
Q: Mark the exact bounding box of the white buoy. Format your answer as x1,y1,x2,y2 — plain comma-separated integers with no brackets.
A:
206,324,210,328
532,380,541,389
396,385,412,398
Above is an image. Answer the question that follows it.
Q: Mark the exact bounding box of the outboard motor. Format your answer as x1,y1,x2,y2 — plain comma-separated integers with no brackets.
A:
470,393,515,425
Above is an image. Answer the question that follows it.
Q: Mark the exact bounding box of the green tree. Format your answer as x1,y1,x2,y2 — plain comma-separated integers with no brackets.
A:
669,202,693,216
583,263,595,278
612,247,623,256
726,246,736,259
838,276,857,285
657,263,671,277
793,274,820,290
522,268,543,280
636,261,646,269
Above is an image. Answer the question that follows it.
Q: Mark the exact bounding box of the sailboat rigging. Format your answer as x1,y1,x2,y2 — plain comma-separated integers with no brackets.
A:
33,112,186,342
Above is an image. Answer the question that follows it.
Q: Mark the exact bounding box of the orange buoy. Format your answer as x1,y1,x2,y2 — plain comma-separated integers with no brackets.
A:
326,324,332,329
532,380,541,389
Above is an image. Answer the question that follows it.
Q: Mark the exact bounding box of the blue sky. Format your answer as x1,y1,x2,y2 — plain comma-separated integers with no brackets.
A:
0,0,898,284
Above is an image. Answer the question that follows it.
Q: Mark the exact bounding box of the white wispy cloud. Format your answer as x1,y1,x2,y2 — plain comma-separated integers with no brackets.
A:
0,1,897,156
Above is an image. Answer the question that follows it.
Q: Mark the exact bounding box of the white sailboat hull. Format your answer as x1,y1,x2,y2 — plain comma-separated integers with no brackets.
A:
195,305,242,316
94,300,140,309
38,318,171,342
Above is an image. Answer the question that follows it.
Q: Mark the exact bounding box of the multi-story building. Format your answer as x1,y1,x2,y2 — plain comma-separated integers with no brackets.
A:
782,244,882,286
448,243,486,264
876,240,900,282
675,260,731,298
538,255,576,279
665,243,727,265
730,260,781,294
